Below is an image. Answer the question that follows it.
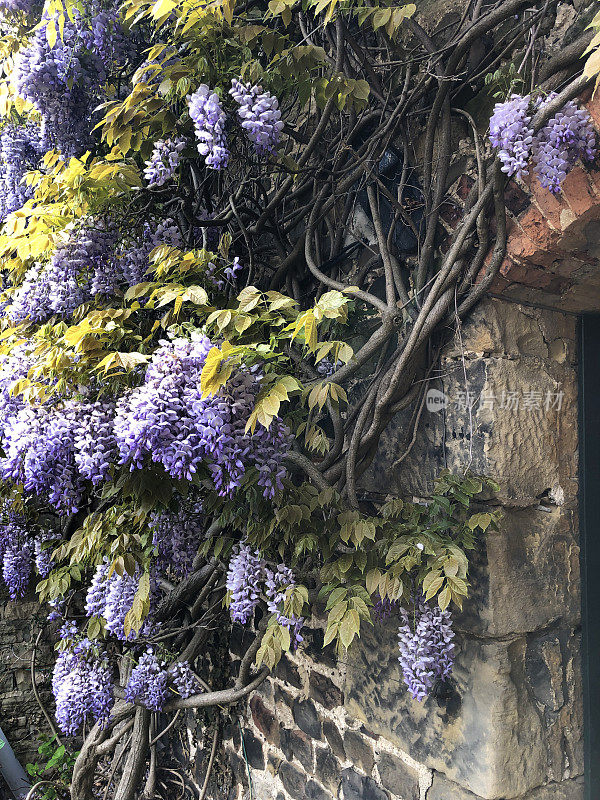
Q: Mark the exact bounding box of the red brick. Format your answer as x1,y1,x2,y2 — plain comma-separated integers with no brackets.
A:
585,93,600,131
509,206,561,263
559,167,598,217
530,182,569,230
488,274,513,293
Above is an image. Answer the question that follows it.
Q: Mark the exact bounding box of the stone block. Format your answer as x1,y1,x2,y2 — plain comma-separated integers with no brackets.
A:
344,620,582,799
293,698,322,740
275,655,303,689
427,773,480,799
362,299,578,506
455,506,580,637
315,746,341,794
341,768,389,800
377,751,419,800
522,778,584,799
250,695,280,746
309,670,344,709
323,718,346,761
279,761,307,800
343,730,374,775
307,779,335,800
241,729,264,770
281,727,314,773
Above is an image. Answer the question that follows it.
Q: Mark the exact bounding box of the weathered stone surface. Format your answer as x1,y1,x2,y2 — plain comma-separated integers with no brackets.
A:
303,627,338,668
340,768,389,800
363,300,578,508
315,746,341,794
455,506,580,637
522,778,584,799
343,730,374,775
426,773,481,799
275,655,303,689
279,761,307,799
309,670,344,709
377,751,419,800
241,729,265,770
293,698,322,740
345,624,553,798
323,718,346,761
306,779,335,800
281,727,314,773
250,695,280,746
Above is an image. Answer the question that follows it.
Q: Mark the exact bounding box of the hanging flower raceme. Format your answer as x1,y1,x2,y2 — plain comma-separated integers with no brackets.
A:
489,93,596,192
85,560,156,641
226,546,304,644
532,95,597,193
187,84,229,169
397,593,455,701
52,625,114,735
229,78,284,155
144,136,186,186
226,542,264,624
114,336,292,498
125,648,169,711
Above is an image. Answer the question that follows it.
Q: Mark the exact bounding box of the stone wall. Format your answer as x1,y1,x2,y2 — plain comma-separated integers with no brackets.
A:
224,297,584,800
0,596,54,765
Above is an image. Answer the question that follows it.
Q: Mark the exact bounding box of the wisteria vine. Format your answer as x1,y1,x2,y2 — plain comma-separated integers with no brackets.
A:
0,0,586,797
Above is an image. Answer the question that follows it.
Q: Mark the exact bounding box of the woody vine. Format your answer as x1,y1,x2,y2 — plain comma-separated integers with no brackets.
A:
0,0,595,797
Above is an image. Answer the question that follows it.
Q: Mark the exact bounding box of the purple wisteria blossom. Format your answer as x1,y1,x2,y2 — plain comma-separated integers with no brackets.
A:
114,336,291,498
489,94,533,179
264,563,304,648
226,542,264,624
188,85,229,169
144,136,186,186
230,78,284,155
125,648,169,711
168,661,199,699
52,633,114,735
532,95,596,193
398,593,455,701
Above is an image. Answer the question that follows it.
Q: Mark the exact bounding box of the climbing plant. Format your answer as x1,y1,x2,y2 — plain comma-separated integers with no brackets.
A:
0,0,593,797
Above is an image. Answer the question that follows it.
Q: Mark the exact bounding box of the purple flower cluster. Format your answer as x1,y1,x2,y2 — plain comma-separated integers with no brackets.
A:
34,534,56,578
15,5,126,156
187,85,229,169
0,122,40,222
230,78,284,155
0,399,118,514
125,648,169,711
114,336,292,498
144,137,186,186
489,94,533,179
8,218,119,323
226,542,264,624
118,217,182,287
397,594,455,701
52,633,114,735
264,563,304,648
0,0,38,14
226,546,304,643
85,561,155,641
489,94,596,192
168,661,199,699
372,595,399,622
1,521,32,599
532,95,597,193
149,502,204,577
